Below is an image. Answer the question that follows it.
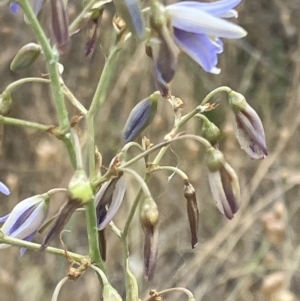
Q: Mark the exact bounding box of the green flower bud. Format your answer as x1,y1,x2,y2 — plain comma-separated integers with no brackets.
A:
68,169,93,205
0,91,12,115
201,118,221,146
103,284,122,301
10,43,41,72
205,147,225,172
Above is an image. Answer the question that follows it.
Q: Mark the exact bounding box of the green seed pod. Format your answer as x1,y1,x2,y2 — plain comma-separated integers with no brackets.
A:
68,169,93,205
201,118,221,146
0,91,12,115
205,147,225,172
10,43,41,72
103,284,123,301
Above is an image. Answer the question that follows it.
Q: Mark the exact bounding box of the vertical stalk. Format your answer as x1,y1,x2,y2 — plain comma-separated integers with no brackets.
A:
18,0,76,168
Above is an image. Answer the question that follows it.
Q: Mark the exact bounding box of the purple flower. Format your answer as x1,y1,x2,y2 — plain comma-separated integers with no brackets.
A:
205,148,240,219
10,0,45,18
95,175,126,230
165,0,247,74
0,182,10,196
229,91,267,159
123,92,159,143
0,194,49,256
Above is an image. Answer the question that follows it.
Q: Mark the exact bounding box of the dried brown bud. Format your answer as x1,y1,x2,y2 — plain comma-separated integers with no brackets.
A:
183,181,199,248
140,198,159,281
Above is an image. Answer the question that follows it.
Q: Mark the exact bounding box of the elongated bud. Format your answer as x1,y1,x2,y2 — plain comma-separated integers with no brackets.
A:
229,91,267,159
123,91,159,143
50,0,70,54
205,148,240,219
68,169,93,205
41,170,93,250
149,2,179,96
140,197,159,281
103,283,123,301
183,181,199,248
114,0,145,38
10,43,41,72
0,91,12,115
201,118,221,146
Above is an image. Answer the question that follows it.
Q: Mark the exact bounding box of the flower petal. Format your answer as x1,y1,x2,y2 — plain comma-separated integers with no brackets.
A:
98,176,126,230
0,182,10,196
167,4,246,39
20,232,36,256
9,202,47,239
166,0,242,16
173,28,221,74
208,170,233,219
0,214,10,223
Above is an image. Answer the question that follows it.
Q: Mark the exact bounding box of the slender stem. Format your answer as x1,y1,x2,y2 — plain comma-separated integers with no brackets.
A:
90,265,109,285
200,86,232,105
144,288,195,301
0,234,84,262
18,0,76,168
150,165,189,180
51,277,69,301
5,78,50,93
0,115,51,132
88,45,122,118
118,167,152,199
85,201,106,272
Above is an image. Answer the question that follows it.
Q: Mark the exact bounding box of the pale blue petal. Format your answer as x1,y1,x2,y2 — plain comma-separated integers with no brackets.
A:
98,176,126,230
20,232,36,256
9,202,47,239
218,9,238,18
167,4,247,38
166,0,241,16
10,2,20,14
0,182,10,196
125,0,145,38
173,28,221,74
0,214,10,223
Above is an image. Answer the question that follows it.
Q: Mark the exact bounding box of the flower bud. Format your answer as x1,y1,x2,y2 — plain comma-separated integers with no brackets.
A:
103,283,123,301
114,0,145,38
0,91,12,115
205,147,225,172
10,43,41,72
140,197,159,281
201,119,221,146
50,0,70,54
0,193,50,255
183,181,199,248
95,175,126,230
205,148,240,219
68,170,93,205
123,92,159,143
229,91,267,159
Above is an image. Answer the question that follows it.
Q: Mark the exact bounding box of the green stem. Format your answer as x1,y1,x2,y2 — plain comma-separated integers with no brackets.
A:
0,115,52,132
85,201,106,272
5,78,50,93
88,45,122,118
0,234,84,262
19,0,76,168
144,288,195,301
200,86,232,105
150,165,189,180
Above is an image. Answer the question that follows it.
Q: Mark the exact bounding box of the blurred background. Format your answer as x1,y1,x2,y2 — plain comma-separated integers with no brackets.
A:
1,0,300,300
